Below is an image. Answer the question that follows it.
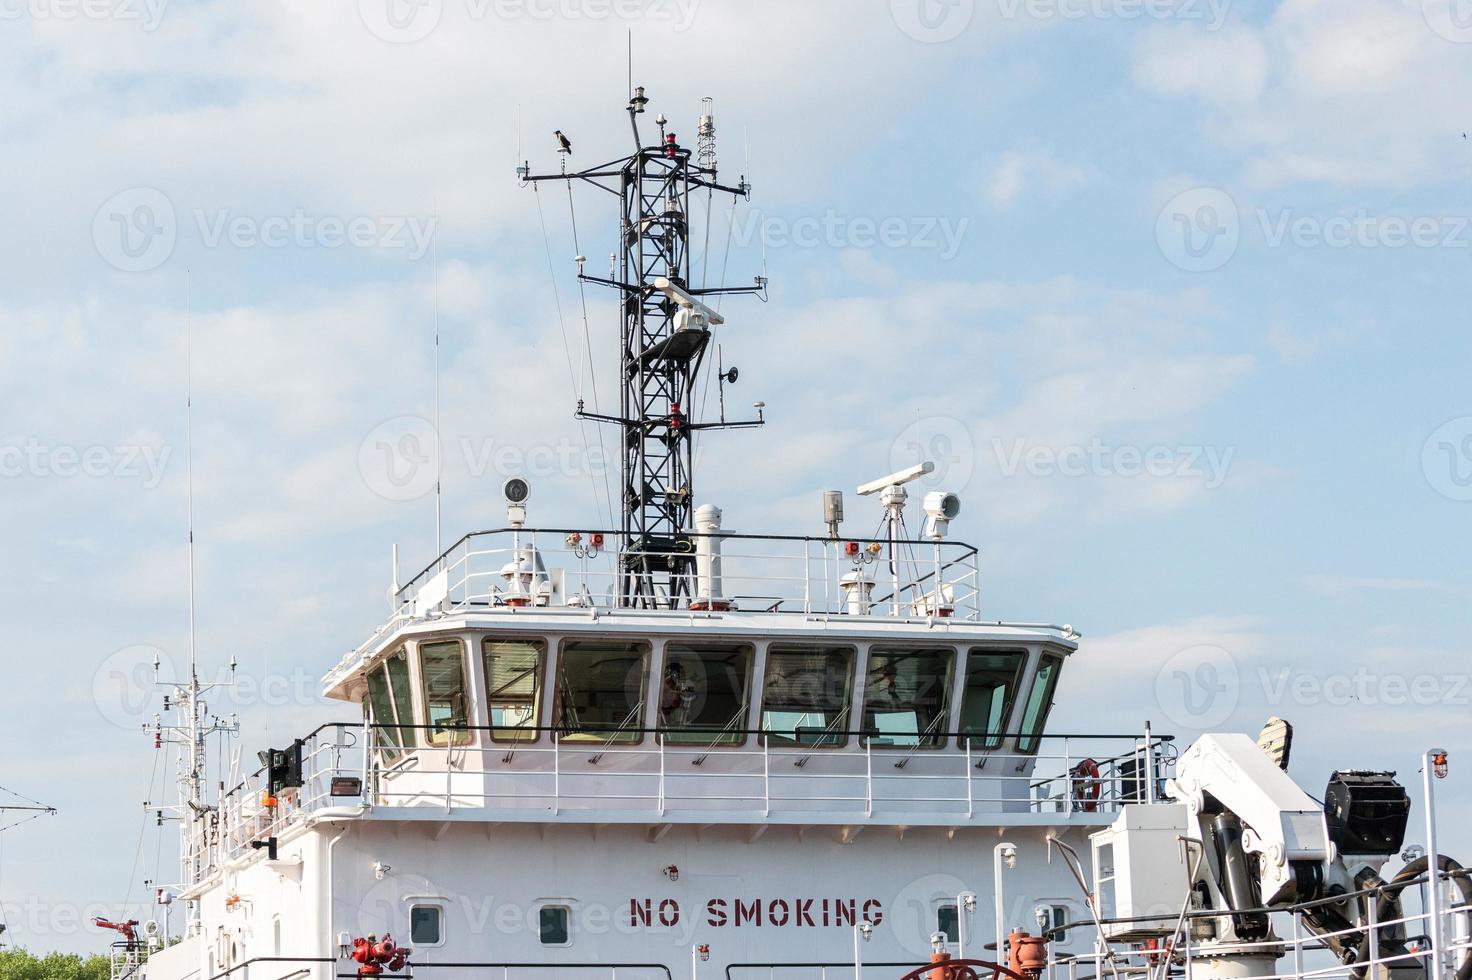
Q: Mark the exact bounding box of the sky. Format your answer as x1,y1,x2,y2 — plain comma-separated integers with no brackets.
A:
1,0,1470,957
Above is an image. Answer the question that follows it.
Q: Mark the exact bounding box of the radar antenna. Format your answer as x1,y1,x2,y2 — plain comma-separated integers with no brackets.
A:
519,88,767,607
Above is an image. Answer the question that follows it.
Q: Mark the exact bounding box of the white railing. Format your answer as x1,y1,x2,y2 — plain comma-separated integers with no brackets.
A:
1049,871,1472,980
337,528,983,656
207,724,1173,866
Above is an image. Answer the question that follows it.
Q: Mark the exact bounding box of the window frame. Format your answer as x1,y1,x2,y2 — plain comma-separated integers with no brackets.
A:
537,904,573,947
553,638,652,745
657,639,756,747
859,645,957,750
1016,651,1065,753
481,636,548,744
958,647,1030,750
408,902,446,948
418,638,472,747
759,643,858,749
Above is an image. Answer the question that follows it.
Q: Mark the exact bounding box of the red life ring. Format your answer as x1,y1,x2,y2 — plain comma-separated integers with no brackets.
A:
1070,758,1102,812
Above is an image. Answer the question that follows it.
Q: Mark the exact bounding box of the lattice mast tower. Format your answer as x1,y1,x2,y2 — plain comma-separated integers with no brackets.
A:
521,88,765,607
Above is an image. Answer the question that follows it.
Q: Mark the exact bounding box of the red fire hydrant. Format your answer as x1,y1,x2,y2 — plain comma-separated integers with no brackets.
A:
350,934,411,976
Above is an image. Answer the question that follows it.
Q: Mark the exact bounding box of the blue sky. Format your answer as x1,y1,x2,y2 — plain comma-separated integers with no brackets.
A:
2,0,1470,955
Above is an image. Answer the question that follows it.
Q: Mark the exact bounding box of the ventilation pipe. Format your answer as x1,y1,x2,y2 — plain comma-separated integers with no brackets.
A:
691,504,729,611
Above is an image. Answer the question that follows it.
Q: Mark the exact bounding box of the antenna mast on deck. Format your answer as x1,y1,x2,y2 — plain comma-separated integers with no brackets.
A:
519,88,767,607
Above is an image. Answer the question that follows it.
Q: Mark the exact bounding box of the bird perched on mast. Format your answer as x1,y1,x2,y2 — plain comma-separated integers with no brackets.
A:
554,130,572,155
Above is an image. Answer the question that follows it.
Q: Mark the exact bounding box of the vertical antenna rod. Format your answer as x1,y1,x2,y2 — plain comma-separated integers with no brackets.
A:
432,206,443,558
520,89,766,607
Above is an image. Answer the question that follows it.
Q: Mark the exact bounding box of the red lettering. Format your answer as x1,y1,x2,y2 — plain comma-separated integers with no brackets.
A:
658,899,681,927
706,898,728,927
796,899,815,927
768,899,791,926
835,898,856,926
862,899,884,925
822,898,830,927
735,898,762,927
630,899,652,927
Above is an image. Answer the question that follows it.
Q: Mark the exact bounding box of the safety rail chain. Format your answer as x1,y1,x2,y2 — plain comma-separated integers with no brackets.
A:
332,527,986,667
202,723,1174,870
1049,869,1472,980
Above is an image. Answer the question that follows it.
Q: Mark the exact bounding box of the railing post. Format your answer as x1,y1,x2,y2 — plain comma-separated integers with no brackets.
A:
966,739,974,818
1144,721,1157,804
763,738,771,817
553,734,561,816
865,741,873,817
659,737,667,817
1368,883,1380,970
1291,904,1303,980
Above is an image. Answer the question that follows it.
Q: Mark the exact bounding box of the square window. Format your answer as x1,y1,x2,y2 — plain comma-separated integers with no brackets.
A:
538,905,571,946
410,905,443,946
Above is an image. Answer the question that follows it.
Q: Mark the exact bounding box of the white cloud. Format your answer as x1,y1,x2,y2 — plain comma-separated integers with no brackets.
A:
1133,25,1270,106
982,148,1097,209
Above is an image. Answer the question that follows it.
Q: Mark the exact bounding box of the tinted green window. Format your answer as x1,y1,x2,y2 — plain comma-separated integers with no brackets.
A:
410,905,442,945
484,639,545,741
1017,655,1063,753
366,648,415,761
761,645,855,747
420,640,469,745
959,650,1028,749
539,906,570,945
555,640,649,742
659,642,753,745
861,647,954,748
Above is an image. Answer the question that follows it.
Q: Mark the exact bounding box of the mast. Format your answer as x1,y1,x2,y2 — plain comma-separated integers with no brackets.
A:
520,88,766,607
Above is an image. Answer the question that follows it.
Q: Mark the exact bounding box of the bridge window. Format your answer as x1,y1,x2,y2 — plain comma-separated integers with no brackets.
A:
555,640,649,743
366,648,415,761
659,642,753,745
483,638,545,742
761,645,855,747
1017,654,1063,753
420,640,470,746
936,902,959,944
959,649,1027,749
861,647,954,748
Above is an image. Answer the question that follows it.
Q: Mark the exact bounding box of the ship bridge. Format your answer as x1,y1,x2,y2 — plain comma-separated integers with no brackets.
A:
210,527,1174,870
